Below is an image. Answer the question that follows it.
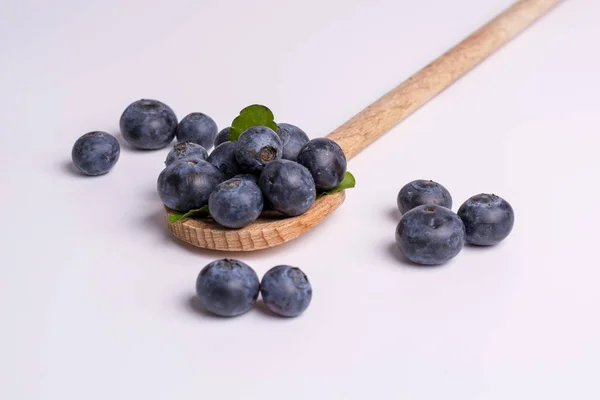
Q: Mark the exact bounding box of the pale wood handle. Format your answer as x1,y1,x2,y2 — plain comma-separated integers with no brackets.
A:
327,0,563,159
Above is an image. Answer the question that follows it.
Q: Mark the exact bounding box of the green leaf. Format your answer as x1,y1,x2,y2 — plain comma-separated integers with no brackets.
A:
229,104,278,141
168,205,209,224
319,171,356,197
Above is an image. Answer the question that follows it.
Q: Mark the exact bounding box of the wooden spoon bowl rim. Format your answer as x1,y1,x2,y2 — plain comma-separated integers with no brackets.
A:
165,191,346,252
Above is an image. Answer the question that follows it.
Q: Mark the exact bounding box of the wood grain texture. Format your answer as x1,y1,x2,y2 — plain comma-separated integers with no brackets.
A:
327,0,563,158
167,191,345,252
166,0,562,252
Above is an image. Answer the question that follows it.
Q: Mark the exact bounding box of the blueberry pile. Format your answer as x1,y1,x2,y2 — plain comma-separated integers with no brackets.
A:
154,104,352,227
70,100,355,229
394,179,515,265
196,259,312,318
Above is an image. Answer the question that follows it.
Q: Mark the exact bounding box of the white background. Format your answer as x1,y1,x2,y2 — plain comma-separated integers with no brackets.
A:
1,0,599,399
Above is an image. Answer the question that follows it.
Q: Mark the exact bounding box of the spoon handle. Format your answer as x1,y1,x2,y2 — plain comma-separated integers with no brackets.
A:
327,0,563,159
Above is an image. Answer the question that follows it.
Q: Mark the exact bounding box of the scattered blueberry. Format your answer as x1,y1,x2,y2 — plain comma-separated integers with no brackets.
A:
457,194,514,246
395,204,465,265
71,131,120,176
196,259,260,317
235,126,282,173
209,177,264,229
208,141,240,178
214,127,231,147
157,158,223,212
297,138,347,191
176,112,218,150
259,159,316,216
276,123,309,162
260,265,312,317
119,99,178,150
397,179,453,214
165,141,208,166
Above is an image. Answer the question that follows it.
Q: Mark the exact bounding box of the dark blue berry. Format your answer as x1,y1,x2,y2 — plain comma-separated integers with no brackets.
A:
214,127,231,147
259,159,315,216
157,158,223,212
234,173,259,184
276,123,309,162
235,126,282,173
297,138,347,191
71,131,120,176
395,205,465,265
176,112,218,150
209,178,264,229
457,194,514,246
260,265,312,317
119,99,178,150
196,259,260,317
165,141,208,166
208,141,240,178
397,179,453,214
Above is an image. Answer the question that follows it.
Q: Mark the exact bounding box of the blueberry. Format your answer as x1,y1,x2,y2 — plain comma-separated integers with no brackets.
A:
276,123,309,162
260,265,312,317
233,173,259,184
157,158,223,212
208,141,240,178
196,259,260,317
165,141,208,166
457,194,514,246
71,131,120,176
214,127,231,147
395,204,465,265
235,126,283,173
209,177,264,229
397,179,453,214
297,138,347,191
176,112,218,150
119,99,178,150
259,159,316,216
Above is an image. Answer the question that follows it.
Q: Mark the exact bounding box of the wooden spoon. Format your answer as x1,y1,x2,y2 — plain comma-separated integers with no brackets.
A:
165,0,562,252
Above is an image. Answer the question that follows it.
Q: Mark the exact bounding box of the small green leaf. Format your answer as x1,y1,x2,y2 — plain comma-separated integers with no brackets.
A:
168,205,209,224
319,171,356,197
229,104,278,141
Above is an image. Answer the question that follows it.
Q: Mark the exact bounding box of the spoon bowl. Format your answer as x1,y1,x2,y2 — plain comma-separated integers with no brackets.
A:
166,191,346,251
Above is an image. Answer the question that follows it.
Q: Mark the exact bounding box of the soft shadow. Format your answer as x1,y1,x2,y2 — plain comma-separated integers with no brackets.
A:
185,295,280,321
144,188,160,202
60,160,91,178
386,242,447,269
184,238,302,261
462,242,501,252
141,208,174,242
114,132,136,152
388,206,402,222
185,294,232,320
139,207,206,253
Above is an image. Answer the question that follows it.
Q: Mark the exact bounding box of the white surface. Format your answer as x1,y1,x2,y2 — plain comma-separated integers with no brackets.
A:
1,0,599,399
